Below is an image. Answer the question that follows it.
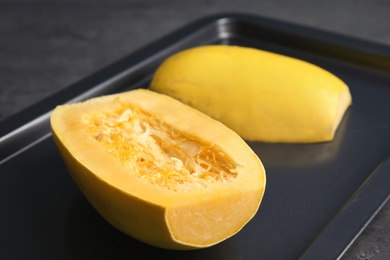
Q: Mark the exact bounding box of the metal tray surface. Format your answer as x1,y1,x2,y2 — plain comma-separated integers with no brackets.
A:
1,14,390,260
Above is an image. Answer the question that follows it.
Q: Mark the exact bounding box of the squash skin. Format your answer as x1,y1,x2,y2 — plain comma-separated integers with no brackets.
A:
51,89,266,250
150,45,352,143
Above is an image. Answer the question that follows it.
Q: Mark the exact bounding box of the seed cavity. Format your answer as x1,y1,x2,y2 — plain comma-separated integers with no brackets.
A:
83,100,238,191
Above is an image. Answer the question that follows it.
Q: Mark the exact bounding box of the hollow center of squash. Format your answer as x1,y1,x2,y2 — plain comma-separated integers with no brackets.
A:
83,101,238,191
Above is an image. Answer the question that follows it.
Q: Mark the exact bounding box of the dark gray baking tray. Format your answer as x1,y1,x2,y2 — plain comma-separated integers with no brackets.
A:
1,13,390,260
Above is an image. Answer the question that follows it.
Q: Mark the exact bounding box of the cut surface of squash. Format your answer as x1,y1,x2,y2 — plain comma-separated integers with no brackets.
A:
51,89,266,249
150,45,352,143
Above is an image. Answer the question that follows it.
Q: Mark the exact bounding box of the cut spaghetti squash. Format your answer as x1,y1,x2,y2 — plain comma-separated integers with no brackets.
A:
50,89,266,250
150,45,352,143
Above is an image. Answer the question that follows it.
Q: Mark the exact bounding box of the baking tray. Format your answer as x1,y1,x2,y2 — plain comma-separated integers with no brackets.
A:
1,13,390,260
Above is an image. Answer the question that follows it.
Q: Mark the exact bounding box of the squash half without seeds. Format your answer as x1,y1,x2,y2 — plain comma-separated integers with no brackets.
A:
150,45,352,143
51,89,266,250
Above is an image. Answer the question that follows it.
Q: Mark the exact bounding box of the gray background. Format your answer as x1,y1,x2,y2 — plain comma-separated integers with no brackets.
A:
1,0,389,259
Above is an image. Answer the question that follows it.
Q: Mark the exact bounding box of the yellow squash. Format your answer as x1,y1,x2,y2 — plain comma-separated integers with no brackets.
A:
51,89,266,250
150,45,352,143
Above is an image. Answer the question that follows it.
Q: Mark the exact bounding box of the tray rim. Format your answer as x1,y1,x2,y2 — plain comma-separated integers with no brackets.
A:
1,12,390,259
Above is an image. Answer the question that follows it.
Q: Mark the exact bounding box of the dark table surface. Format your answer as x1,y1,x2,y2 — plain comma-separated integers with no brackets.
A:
1,1,390,259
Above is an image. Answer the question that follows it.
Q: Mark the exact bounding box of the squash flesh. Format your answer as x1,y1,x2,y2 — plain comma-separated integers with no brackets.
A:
82,102,238,192
51,89,265,249
166,188,260,246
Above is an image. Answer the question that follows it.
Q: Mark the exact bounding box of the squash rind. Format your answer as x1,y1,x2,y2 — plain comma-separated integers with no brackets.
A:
150,45,352,143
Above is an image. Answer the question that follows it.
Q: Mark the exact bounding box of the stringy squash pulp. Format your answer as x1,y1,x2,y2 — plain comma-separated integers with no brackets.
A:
51,89,266,250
